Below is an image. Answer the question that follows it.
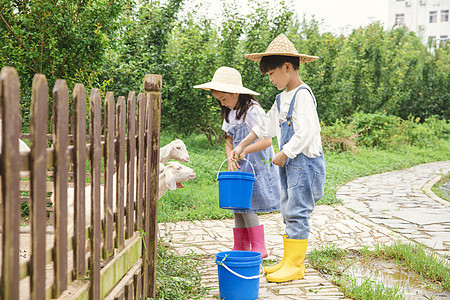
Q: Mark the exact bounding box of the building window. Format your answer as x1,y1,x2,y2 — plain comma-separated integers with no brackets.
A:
441,10,449,22
428,36,436,47
440,35,448,47
395,13,405,25
429,11,437,23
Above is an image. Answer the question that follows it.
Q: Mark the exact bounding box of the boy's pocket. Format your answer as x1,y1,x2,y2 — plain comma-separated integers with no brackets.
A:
286,164,301,188
312,172,325,202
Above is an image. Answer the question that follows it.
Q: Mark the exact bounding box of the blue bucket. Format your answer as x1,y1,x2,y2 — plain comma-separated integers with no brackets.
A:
217,159,255,210
215,251,263,300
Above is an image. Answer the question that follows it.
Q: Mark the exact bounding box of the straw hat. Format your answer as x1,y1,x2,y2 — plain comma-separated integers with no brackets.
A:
244,34,319,63
193,67,259,95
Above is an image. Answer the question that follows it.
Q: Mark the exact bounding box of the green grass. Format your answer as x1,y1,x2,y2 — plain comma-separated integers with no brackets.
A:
431,173,450,202
372,241,450,290
307,244,347,275
308,244,406,299
307,242,449,299
334,274,405,300
150,239,209,300
158,132,450,222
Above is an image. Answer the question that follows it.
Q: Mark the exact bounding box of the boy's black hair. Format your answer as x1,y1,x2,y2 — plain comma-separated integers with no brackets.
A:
218,94,260,123
259,55,300,73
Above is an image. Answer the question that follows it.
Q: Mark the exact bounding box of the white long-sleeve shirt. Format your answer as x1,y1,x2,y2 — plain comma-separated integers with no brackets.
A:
222,101,266,138
252,85,323,159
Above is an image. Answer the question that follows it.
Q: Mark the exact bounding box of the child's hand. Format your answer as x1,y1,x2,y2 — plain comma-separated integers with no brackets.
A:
230,145,244,161
273,151,288,167
227,160,240,171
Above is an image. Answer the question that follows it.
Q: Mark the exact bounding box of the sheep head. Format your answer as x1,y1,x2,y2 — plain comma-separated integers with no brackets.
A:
163,161,196,191
168,139,190,163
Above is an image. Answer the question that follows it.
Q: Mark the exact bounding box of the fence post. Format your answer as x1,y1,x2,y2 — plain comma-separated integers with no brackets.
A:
104,92,115,258
89,88,102,300
116,96,126,248
52,79,69,297
126,92,136,239
0,66,21,300
30,74,49,300
136,93,145,232
143,74,161,298
73,83,87,278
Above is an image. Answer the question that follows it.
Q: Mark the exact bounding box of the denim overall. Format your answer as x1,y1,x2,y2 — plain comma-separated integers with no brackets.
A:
227,112,281,214
276,86,326,239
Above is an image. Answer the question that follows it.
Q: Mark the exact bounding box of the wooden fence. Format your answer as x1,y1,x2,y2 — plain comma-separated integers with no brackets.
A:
0,67,161,299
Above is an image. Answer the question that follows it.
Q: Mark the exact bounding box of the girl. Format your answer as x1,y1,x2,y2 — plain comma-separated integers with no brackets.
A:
194,66,280,258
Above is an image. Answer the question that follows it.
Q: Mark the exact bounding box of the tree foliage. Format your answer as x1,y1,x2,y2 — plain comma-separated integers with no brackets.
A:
0,0,125,126
100,0,183,95
1,0,448,141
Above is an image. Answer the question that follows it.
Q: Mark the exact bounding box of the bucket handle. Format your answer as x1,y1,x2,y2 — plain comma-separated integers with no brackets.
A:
216,157,255,180
217,261,265,280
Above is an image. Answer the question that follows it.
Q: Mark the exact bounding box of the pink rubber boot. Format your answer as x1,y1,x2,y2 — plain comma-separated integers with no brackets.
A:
232,227,250,251
248,225,268,258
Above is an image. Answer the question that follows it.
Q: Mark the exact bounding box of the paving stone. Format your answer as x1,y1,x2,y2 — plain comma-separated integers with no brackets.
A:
390,209,450,225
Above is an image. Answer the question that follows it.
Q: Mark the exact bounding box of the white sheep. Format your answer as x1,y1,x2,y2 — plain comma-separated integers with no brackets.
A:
18,139,31,153
160,139,189,164
64,161,196,236
158,161,196,199
0,119,31,178
134,139,189,174
47,137,192,238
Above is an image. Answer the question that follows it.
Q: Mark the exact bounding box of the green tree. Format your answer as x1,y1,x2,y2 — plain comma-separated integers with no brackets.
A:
163,14,221,143
240,0,295,110
291,17,346,123
0,0,125,126
100,0,184,96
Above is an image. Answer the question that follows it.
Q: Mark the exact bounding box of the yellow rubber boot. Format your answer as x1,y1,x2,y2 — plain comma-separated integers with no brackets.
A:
266,238,308,283
264,235,287,274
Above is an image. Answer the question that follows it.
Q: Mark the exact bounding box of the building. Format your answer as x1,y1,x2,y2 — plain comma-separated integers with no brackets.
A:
387,0,449,47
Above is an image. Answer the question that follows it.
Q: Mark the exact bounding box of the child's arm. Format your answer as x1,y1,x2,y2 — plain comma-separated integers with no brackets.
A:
230,131,258,161
282,90,321,160
242,138,272,156
231,137,272,170
225,136,240,171
232,103,277,161
272,150,288,167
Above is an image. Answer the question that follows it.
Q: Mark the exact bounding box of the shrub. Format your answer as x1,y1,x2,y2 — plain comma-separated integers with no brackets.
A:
401,116,450,147
320,112,449,152
320,119,360,153
351,112,403,148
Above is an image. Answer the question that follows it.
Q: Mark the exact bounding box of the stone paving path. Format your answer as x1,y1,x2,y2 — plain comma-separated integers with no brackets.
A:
337,160,450,258
162,161,450,299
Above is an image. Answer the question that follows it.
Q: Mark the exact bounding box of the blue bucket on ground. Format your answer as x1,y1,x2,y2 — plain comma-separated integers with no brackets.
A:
217,159,255,210
215,251,263,300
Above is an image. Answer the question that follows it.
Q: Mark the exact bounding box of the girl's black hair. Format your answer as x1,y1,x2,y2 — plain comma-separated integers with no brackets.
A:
259,55,300,73
218,94,260,123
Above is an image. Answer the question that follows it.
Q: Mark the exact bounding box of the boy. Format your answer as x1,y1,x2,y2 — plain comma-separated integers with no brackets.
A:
231,34,326,283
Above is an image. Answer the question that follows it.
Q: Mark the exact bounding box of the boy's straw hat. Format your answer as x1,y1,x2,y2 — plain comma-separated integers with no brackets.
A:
245,34,319,63
193,66,259,95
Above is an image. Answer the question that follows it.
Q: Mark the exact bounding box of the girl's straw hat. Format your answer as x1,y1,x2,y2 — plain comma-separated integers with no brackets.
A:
245,34,319,63
193,67,259,95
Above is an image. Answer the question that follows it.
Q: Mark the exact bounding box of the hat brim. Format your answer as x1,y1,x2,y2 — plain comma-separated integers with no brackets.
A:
244,52,319,63
193,82,259,95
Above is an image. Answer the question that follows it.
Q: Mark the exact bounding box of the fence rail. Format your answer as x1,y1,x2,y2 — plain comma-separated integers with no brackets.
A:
0,67,161,299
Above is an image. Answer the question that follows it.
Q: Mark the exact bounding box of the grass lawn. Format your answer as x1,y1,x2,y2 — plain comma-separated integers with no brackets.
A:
158,132,450,223
432,173,450,202
308,242,450,299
